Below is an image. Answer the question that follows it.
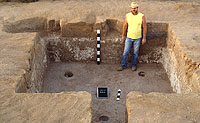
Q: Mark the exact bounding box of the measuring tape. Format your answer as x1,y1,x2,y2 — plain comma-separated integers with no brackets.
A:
97,29,100,65
116,89,121,101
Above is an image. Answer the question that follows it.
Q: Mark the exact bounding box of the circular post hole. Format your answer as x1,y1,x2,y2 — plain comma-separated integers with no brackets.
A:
64,71,73,78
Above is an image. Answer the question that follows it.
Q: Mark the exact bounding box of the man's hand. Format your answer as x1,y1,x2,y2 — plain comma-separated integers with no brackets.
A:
122,36,126,43
122,16,128,44
142,38,146,45
142,16,147,45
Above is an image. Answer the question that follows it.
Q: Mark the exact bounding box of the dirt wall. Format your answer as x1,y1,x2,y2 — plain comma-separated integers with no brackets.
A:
16,34,49,93
163,24,200,93
46,21,168,64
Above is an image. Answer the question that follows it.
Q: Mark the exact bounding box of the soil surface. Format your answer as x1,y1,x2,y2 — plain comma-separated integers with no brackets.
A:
43,62,173,123
1,0,200,122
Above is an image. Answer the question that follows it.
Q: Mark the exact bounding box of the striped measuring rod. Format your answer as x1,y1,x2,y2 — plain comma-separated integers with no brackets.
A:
97,29,101,65
116,89,121,101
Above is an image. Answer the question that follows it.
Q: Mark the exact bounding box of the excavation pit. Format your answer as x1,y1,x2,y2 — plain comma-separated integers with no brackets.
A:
43,21,172,122
9,18,197,122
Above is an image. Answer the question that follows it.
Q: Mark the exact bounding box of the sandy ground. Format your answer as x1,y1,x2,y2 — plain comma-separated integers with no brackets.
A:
0,0,200,122
43,62,173,123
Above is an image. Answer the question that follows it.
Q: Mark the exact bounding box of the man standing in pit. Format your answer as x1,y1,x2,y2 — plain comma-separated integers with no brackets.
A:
117,2,147,71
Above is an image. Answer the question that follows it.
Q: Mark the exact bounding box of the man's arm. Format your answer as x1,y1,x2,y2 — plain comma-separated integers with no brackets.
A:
142,15,147,45
122,16,128,43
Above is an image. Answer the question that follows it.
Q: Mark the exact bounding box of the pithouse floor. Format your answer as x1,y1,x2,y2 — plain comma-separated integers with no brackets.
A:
43,62,173,123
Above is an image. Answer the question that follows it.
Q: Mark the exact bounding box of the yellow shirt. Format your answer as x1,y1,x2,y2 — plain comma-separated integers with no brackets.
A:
126,12,144,39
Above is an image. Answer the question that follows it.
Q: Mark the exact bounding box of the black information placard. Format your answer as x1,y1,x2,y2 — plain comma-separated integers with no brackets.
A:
97,87,109,98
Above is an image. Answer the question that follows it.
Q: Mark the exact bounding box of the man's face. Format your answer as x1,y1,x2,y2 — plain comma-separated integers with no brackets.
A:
131,7,138,15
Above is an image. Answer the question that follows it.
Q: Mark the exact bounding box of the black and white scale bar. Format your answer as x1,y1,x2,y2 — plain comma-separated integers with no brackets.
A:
97,29,101,65
116,89,121,101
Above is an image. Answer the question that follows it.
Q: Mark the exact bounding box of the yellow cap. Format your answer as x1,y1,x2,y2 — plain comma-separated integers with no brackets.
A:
131,2,139,8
